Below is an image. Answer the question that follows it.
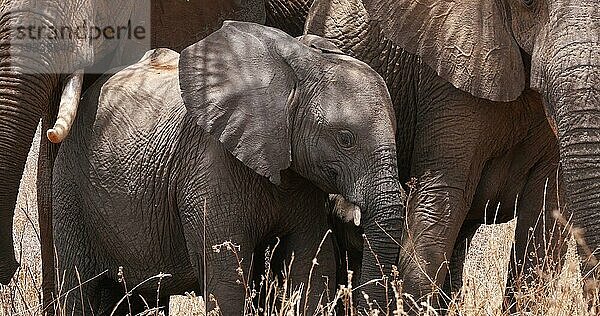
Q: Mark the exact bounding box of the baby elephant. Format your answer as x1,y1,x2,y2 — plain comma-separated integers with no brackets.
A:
53,22,403,314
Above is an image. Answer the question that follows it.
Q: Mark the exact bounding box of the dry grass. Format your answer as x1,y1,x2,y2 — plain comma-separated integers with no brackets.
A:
1,130,599,315
460,219,517,315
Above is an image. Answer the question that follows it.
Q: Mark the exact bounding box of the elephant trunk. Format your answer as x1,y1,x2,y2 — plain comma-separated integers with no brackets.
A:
0,40,59,284
0,7,86,287
360,192,404,309
356,158,405,311
551,66,600,263
0,109,37,284
0,74,52,284
531,1,600,269
557,90,600,265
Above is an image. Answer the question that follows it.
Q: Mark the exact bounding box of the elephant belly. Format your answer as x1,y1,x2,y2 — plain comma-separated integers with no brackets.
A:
84,192,195,287
469,154,529,223
54,145,198,296
468,138,558,224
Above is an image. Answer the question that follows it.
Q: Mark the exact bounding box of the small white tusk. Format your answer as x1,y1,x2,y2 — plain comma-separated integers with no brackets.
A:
46,69,84,143
353,204,361,226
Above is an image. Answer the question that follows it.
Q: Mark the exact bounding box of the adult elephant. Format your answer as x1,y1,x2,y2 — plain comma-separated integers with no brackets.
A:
0,0,318,309
52,22,404,314
359,0,600,269
306,0,562,310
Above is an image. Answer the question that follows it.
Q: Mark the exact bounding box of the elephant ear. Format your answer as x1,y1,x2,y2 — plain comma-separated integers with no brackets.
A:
362,0,525,102
179,21,310,185
297,34,344,54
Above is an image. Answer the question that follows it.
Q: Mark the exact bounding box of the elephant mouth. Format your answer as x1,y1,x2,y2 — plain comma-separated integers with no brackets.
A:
330,194,362,226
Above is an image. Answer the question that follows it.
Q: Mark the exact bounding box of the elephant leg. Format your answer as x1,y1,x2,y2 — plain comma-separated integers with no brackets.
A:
277,226,336,314
203,248,253,314
494,142,558,312
178,202,252,315
190,240,251,314
53,169,109,314
405,140,481,299
513,150,560,273
94,279,128,316
399,176,468,310
54,263,107,315
89,279,170,315
402,88,513,306
160,297,171,316
511,154,560,285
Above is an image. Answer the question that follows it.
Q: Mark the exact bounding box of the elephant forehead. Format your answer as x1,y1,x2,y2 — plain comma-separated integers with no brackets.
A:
316,65,394,123
332,60,392,101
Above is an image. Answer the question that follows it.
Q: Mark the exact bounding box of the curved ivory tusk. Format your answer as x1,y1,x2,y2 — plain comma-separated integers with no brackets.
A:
330,194,362,226
47,69,84,143
353,204,361,226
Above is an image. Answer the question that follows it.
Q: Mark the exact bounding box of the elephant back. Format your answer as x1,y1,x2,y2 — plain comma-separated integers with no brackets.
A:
94,48,182,144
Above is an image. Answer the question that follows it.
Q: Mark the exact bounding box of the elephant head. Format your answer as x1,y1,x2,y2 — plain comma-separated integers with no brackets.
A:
359,0,600,265
179,21,404,304
0,0,265,287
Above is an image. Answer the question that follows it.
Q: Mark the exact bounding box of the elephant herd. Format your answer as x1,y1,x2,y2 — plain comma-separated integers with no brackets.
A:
0,0,599,315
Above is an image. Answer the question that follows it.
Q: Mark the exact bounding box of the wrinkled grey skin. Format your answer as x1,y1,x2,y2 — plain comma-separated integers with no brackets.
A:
0,0,269,296
306,0,562,310
0,1,326,311
53,23,403,314
266,0,312,36
359,0,600,281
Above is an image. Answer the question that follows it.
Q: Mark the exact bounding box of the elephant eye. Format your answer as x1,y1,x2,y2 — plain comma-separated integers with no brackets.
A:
336,129,356,149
